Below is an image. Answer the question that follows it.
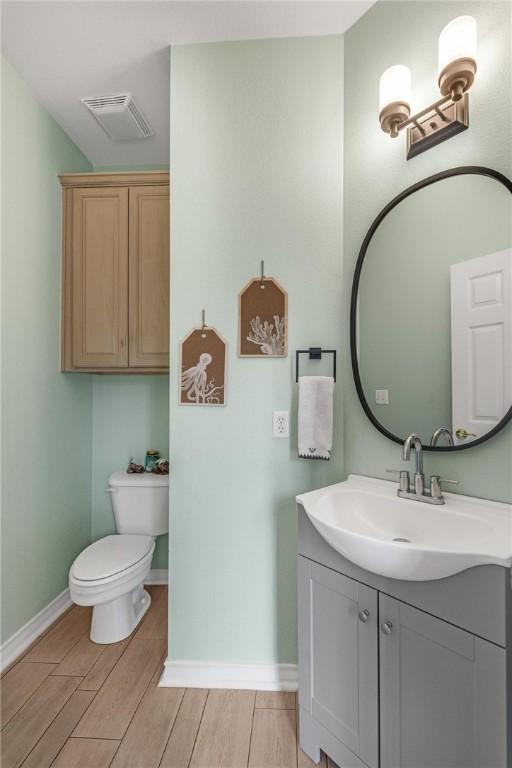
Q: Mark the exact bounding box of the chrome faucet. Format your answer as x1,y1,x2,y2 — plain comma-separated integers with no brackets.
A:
430,427,454,447
387,433,458,505
403,433,424,495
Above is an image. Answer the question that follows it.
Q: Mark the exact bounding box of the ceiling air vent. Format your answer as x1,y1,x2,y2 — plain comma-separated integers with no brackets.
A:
81,92,154,140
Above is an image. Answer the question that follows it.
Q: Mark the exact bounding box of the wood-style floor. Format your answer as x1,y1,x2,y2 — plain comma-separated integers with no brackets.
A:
1,586,336,768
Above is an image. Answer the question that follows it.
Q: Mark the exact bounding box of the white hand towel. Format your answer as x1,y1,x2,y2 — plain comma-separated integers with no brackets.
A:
298,376,334,460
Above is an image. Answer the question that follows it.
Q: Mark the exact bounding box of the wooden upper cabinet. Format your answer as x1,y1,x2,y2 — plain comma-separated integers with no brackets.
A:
60,172,170,373
129,186,170,368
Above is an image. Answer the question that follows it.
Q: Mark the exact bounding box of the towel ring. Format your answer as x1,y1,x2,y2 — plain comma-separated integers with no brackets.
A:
295,348,336,382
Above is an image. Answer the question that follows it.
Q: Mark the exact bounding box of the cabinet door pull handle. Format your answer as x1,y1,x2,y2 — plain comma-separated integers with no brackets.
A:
381,621,393,635
358,609,370,623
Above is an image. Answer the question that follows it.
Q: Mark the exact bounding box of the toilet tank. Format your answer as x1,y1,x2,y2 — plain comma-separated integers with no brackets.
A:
108,471,169,536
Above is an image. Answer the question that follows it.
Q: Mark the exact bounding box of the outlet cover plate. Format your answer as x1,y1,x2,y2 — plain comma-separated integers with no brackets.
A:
273,410,289,438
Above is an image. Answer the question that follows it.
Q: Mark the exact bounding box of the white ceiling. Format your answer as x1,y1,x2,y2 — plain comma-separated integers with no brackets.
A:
1,1,373,167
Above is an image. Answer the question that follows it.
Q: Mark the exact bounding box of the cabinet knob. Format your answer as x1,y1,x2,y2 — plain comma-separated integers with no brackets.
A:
381,621,393,635
358,609,370,623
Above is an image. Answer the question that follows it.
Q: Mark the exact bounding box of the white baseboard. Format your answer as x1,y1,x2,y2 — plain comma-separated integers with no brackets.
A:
159,659,298,691
0,588,72,672
145,569,168,585
0,569,168,672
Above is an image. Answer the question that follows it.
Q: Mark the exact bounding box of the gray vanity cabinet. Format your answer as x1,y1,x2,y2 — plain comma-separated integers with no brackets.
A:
379,594,508,768
298,510,511,768
298,558,379,768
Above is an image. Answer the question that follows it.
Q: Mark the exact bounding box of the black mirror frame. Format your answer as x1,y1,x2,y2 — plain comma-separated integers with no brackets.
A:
350,165,512,452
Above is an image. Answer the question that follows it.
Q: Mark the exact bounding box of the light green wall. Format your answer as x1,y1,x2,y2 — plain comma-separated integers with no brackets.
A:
0,63,170,644
91,375,169,568
169,36,344,663
359,175,512,443
344,1,512,502
1,58,93,642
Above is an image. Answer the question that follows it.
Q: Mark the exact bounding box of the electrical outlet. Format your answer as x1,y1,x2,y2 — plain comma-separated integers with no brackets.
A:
273,410,289,438
375,389,389,405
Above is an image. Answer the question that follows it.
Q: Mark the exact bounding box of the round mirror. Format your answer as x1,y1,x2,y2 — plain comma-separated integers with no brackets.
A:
351,167,512,451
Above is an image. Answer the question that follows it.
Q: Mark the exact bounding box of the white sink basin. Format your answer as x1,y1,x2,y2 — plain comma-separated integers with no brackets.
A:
297,474,512,581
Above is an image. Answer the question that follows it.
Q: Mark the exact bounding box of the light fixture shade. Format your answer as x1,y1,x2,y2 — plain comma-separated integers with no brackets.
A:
438,15,477,72
379,65,411,112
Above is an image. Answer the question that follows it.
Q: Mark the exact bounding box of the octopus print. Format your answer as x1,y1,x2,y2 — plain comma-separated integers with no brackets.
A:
181,352,224,404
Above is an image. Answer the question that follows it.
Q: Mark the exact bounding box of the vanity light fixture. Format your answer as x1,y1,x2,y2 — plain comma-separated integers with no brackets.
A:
379,16,477,159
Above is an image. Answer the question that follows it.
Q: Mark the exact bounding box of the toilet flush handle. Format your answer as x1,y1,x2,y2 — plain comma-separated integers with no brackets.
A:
104,487,118,493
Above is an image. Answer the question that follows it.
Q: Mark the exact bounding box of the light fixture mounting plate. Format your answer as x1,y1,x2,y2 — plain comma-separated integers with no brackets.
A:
407,94,468,160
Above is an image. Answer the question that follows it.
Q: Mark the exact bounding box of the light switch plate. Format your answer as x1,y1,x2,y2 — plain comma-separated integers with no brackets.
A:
375,389,389,405
273,411,289,438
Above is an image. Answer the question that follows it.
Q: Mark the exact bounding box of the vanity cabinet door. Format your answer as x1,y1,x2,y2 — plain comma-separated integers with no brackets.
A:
128,185,170,368
298,557,378,768
70,187,129,368
379,594,508,768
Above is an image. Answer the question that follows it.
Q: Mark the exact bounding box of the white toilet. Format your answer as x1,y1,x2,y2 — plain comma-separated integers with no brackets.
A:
69,471,169,644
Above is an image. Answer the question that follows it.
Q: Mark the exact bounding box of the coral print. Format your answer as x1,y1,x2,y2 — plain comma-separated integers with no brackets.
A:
246,315,286,355
238,276,288,357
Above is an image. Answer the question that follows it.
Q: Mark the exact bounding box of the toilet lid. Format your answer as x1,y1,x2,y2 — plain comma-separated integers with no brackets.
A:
71,535,154,581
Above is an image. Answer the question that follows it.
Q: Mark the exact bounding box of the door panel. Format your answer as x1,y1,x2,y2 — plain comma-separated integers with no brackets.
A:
451,249,512,444
298,558,378,768
379,594,508,768
71,187,128,368
128,186,170,368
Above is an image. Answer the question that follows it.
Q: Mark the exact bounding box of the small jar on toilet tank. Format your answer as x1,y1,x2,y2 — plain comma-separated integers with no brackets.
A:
145,449,159,472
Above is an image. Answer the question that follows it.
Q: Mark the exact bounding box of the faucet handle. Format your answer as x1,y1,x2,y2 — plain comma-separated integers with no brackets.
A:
432,475,459,485
430,475,458,498
386,469,410,492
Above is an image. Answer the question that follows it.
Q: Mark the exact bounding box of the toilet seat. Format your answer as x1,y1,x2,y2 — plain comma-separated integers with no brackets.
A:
69,535,155,604
70,534,153,582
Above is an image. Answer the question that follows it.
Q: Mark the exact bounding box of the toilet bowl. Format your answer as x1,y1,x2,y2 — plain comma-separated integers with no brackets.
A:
69,471,169,644
69,534,155,643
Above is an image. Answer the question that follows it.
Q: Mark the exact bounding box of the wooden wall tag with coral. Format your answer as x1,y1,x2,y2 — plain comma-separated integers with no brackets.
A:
180,327,227,406
238,277,288,357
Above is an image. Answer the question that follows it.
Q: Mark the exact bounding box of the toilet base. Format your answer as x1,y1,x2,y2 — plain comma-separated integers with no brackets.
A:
90,584,151,644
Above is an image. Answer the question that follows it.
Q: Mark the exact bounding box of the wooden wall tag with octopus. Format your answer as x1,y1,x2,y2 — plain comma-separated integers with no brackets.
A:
180,327,227,406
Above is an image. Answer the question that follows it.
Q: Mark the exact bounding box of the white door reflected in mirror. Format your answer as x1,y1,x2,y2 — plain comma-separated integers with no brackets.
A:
450,249,512,445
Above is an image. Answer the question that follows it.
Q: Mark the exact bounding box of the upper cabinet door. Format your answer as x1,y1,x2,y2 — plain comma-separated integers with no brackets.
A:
71,187,128,368
128,186,170,368
379,594,508,768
